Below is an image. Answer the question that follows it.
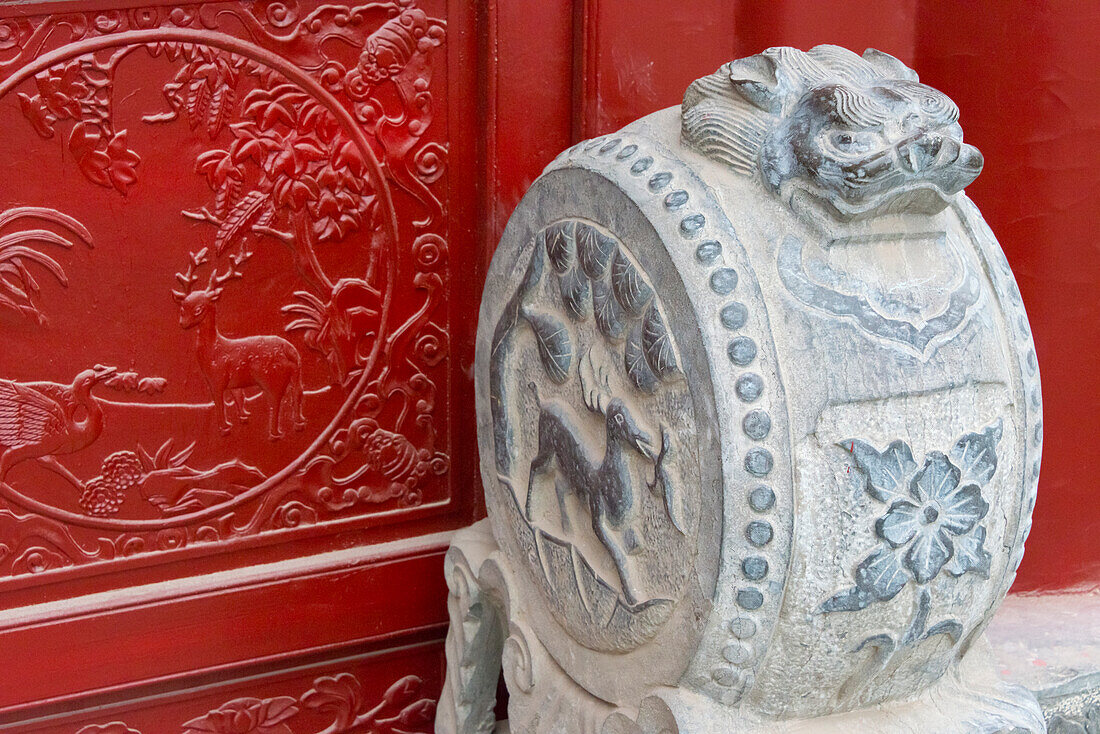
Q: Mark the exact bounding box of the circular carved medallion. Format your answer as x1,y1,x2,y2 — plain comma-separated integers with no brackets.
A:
488,216,702,652
0,30,399,530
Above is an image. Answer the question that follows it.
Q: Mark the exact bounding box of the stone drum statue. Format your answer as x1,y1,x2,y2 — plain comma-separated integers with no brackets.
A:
437,45,1044,733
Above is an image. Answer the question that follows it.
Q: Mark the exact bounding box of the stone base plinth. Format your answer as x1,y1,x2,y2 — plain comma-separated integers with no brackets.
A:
436,521,1046,734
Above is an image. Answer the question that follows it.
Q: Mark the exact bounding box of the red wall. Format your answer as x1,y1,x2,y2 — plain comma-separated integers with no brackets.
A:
490,0,1099,592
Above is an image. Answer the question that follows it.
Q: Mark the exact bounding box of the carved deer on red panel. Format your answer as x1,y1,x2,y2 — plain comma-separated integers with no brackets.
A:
174,249,306,439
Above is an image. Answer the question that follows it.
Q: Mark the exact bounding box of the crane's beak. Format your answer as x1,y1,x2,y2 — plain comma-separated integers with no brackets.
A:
92,364,118,381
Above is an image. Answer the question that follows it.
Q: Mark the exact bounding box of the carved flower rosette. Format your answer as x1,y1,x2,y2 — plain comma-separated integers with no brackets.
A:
0,1,453,580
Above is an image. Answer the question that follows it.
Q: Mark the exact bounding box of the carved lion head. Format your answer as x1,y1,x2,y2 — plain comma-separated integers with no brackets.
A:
681,45,984,221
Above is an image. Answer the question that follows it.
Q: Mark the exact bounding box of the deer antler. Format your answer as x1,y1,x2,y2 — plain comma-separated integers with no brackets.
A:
579,350,613,416
172,247,210,301
206,249,253,291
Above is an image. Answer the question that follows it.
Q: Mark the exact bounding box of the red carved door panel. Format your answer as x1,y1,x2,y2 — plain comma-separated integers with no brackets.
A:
0,0,481,728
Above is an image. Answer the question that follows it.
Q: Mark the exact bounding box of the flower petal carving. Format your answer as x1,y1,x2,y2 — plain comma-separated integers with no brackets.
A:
909,451,960,503
950,419,1003,485
904,527,954,583
875,500,920,547
844,438,917,503
944,525,992,578
938,483,988,535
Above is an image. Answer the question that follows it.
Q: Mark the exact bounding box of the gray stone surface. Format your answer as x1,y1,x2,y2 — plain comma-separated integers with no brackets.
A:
990,593,1100,732
438,45,1045,733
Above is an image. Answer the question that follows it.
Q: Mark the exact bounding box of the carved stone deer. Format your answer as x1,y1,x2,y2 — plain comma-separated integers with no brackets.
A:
525,352,668,606
174,249,306,439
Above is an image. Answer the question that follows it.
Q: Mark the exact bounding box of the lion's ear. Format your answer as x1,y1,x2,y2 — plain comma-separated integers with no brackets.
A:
727,53,782,114
862,48,919,82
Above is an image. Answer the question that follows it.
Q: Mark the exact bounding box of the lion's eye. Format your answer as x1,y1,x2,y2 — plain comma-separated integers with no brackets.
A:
829,131,874,154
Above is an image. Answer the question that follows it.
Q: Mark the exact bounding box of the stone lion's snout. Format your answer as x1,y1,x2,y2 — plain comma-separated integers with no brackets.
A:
895,131,983,195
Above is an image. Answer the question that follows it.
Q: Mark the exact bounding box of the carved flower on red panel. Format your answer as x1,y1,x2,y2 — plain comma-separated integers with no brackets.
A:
70,125,142,195
182,696,299,734
35,65,88,119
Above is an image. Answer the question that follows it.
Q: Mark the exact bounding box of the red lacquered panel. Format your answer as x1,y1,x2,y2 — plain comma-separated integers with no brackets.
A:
19,639,445,734
0,0,478,600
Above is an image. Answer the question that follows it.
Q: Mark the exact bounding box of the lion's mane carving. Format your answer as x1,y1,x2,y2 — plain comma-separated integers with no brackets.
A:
681,45,984,221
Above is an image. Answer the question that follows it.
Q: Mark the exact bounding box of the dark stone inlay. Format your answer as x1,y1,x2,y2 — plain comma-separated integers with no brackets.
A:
710,268,738,295
720,302,748,329
723,643,753,665
742,556,768,580
727,336,757,366
712,668,737,687
749,486,775,512
617,144,638,159
599,138,621,154
746,520,773,546
737,587,764,610
695,240,722,264
665,190,689,209
730,616,756,638
631,156,654,174
680,213,706,236
742,410,771,440
745,447,774,476
729,617,757,639
648,171,672,191
735,373,764,402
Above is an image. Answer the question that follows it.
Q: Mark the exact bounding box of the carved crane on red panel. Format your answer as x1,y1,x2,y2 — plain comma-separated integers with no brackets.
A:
0,364,119,483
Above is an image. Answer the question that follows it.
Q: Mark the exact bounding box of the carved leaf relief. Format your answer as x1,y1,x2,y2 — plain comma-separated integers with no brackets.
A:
522,309,573,384
592,278,625,342
577,223,615,280
611,248,654,316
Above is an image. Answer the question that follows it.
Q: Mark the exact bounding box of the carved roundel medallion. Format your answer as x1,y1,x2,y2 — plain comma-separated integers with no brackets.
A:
0,29,395,530
0,2,451,560
481,159,716,663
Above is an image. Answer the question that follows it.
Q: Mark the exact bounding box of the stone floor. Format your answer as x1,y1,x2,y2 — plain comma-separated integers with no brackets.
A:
989,591,1100,732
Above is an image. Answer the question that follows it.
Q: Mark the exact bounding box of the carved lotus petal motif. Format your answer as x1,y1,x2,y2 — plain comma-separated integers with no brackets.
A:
909,452,960,503
846,438,917,504
950,419,1002,485
938,484,988,535
875,500,920,548
944,525,992,578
